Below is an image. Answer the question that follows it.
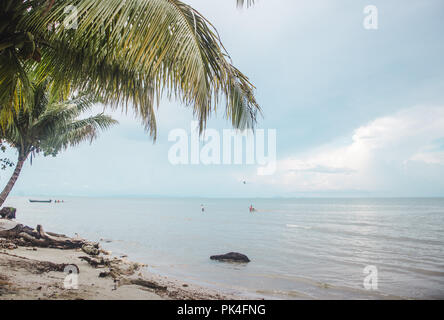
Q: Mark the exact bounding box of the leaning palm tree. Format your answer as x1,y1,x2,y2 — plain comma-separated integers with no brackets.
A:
0,79,117,207
0,0,260,139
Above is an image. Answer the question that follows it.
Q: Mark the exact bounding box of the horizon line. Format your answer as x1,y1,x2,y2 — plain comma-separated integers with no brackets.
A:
8,194,444,200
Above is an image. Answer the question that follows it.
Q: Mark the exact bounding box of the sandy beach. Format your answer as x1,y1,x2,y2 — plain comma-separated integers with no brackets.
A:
0,226,239,300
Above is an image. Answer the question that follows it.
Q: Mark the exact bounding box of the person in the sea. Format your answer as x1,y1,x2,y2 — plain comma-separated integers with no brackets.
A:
249,205,255,212
201,204,205,212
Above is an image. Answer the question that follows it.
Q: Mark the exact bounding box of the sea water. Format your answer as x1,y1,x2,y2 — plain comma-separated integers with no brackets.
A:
5,197,444,299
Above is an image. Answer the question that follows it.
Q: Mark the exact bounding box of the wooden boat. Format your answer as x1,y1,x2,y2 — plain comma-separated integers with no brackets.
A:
29,199,52,203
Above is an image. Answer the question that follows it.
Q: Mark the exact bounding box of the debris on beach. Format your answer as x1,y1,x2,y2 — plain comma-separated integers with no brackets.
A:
0,218,243,300
124,278,167,291
81,243,100,256
0,218,91,250
79,256,110,268
0,238,17,250
0,207,16,220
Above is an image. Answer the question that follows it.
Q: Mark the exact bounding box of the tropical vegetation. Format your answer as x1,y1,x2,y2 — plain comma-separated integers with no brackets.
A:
0,0,258,207
0,78,117,207
0,0,260,140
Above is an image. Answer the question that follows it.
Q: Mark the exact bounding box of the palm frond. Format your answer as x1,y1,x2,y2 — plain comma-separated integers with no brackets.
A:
41,114,118,154
30,93,99,139
2,74,117,158
20,0,260,138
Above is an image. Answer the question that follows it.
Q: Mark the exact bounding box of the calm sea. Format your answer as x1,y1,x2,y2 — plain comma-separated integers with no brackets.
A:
5,197,444,299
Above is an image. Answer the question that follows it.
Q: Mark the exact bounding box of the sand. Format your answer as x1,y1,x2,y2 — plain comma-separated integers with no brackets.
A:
0,244,239,300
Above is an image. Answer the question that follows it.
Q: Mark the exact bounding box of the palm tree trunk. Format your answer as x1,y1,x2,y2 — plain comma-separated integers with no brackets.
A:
0,154,27,208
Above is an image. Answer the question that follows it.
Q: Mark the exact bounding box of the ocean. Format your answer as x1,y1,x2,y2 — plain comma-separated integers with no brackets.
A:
5,197,444,299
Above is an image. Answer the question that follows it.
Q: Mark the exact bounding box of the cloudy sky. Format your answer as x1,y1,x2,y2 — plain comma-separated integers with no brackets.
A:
4,0,444,198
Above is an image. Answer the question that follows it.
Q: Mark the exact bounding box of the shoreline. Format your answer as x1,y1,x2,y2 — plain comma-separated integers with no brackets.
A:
0,222,244,300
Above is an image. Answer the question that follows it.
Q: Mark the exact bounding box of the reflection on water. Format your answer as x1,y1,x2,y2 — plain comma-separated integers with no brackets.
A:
5,197,444,299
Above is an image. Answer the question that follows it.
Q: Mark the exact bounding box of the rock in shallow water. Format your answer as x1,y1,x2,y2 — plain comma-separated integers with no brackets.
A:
210,252,250,263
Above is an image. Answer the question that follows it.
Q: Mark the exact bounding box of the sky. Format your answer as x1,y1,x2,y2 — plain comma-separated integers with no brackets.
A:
3,0,444,198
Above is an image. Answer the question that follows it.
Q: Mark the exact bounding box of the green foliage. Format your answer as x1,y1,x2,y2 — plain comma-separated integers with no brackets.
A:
0,0,260,139
2,76,118,161
0,0,47,117
0,141,14,170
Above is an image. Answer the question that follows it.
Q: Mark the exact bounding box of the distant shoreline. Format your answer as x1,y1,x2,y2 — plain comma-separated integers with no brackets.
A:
9,195,444,200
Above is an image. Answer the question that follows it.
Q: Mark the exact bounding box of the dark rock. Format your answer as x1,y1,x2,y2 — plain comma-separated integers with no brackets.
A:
210,252,250,263
0,207,16,220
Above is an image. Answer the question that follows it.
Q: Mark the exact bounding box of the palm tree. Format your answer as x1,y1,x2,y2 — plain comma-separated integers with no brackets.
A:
0,79,117,207
0,0,260,139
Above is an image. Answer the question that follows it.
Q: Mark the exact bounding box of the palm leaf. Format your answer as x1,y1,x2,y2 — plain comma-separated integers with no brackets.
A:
41,113,118,153
3,73,117,158
18,0,260,139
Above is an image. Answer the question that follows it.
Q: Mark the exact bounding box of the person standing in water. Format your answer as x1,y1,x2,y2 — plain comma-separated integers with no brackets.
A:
249,205,254,212
201,204,205,212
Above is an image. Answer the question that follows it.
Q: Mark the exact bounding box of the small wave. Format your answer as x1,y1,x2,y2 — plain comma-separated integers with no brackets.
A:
402,266,444,277
286,224,312,230
256,289,313,299
296,225,443,246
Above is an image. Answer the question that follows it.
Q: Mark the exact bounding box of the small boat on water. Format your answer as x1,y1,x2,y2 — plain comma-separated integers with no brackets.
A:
29,199,52,203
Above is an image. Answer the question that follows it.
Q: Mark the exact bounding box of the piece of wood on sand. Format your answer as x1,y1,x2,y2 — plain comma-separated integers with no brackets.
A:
0,219,88,249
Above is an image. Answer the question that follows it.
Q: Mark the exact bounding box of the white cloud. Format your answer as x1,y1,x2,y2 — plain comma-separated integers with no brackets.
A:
261,105,444,193
410,151,444,165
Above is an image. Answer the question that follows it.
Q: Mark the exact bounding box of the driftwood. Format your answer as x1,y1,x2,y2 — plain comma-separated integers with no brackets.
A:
129,278,167,291
81,244,100,256
98,269,121,279
0,251,79,274
79,256,110,268
0,219,88,249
